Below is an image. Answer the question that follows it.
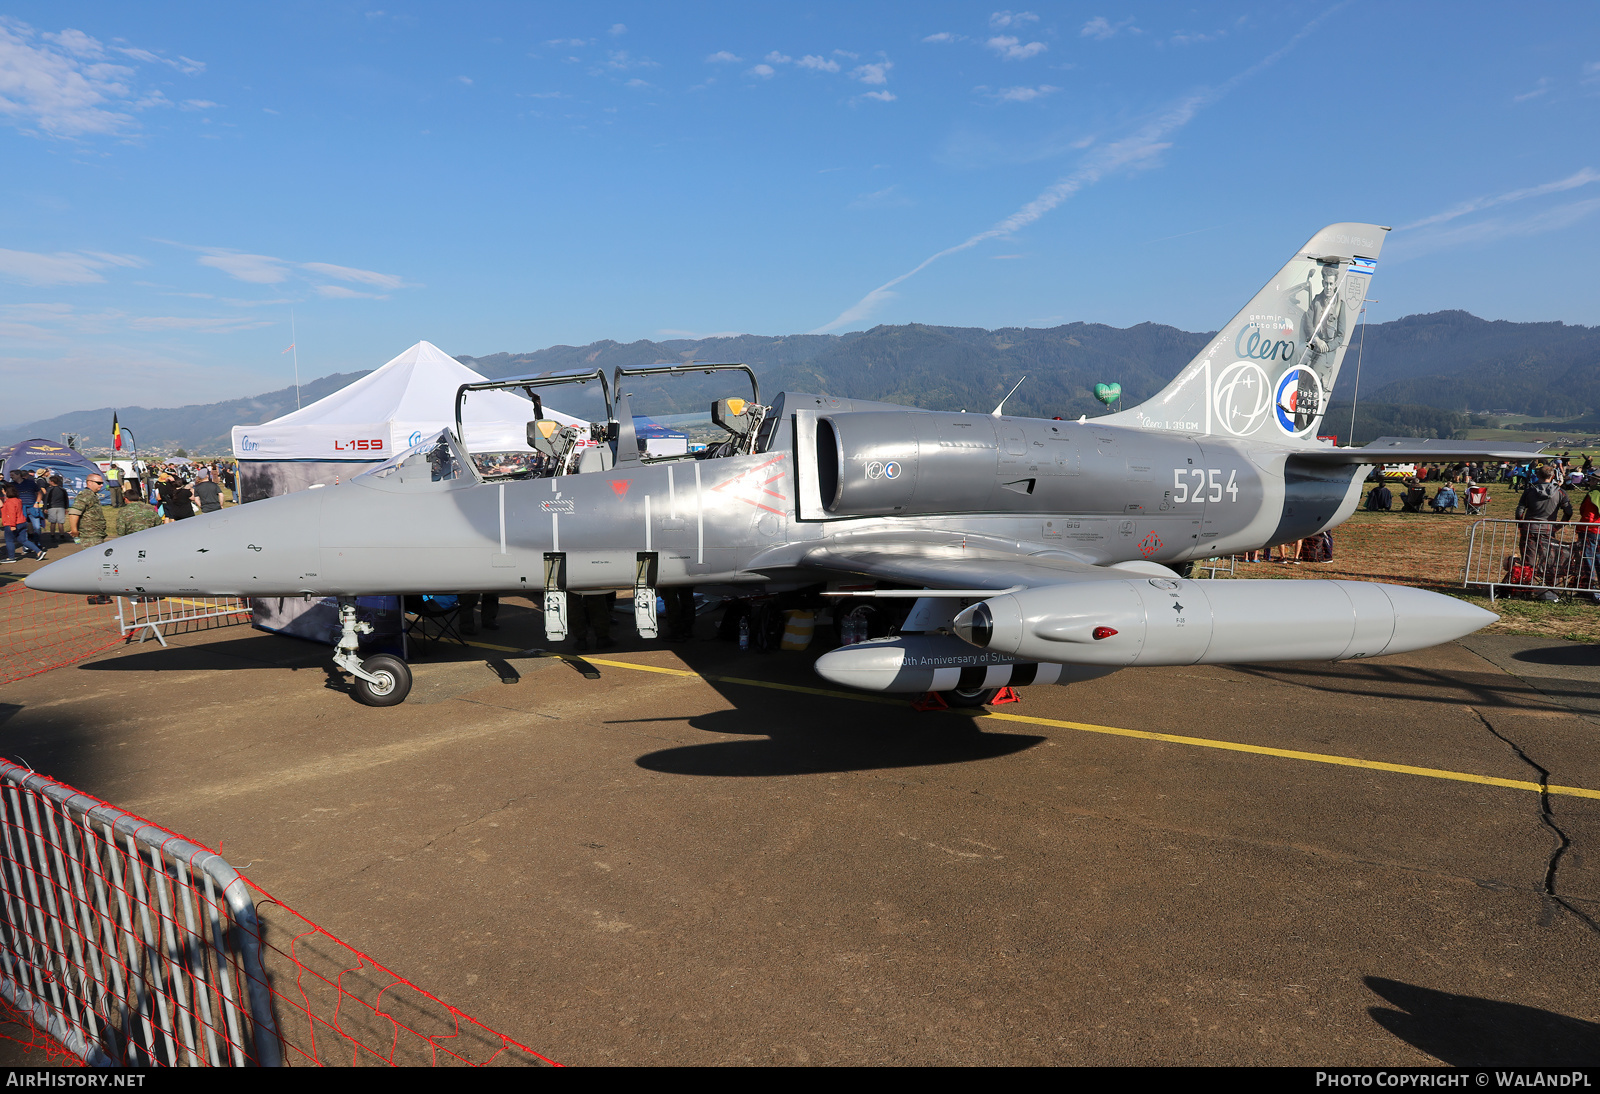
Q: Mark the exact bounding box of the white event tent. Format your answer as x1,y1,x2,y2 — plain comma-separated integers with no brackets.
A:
232,339,582,462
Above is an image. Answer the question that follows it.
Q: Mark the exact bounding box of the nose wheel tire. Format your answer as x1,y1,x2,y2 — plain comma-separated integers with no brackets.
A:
943,685,998,708
352,654,412,707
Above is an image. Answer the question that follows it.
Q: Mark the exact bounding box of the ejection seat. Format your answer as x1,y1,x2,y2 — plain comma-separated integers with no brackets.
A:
696,396,762,459
455,367,619,480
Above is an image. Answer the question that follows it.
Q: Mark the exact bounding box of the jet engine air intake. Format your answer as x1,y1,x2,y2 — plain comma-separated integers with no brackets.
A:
816,417,842,510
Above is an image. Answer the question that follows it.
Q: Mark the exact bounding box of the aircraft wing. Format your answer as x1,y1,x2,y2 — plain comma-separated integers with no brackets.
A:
800,545,1144,592
1294,437,1550,464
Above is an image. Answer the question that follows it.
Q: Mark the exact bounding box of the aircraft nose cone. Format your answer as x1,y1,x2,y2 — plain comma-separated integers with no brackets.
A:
1381,584,1498,653
25,546,107,595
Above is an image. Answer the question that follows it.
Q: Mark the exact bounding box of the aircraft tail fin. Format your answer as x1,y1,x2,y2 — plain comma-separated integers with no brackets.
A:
1102,222,1388,444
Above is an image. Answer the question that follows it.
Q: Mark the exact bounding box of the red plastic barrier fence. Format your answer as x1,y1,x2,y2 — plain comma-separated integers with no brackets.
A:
0,583,122,687
0,761,558,1067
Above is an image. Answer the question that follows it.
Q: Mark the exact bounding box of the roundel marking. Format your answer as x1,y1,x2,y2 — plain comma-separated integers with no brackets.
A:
1212,361,1273,436
1274,365,1325,437
883,461,902,480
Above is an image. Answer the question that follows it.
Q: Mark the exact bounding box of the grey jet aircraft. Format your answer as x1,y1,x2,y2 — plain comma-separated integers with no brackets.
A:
29,223,1545,706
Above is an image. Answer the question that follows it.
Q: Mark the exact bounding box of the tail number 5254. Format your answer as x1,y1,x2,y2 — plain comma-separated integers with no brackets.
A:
1172,468,1239,503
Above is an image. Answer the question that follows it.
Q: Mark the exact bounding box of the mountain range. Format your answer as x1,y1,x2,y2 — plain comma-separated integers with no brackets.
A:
5,311,1595,454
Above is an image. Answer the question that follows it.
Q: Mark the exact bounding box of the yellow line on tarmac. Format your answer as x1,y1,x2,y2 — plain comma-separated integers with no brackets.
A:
461,642,1600,801
978,710,1600,802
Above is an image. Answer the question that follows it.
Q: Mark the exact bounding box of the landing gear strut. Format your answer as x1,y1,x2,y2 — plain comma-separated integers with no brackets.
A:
333,598,413,706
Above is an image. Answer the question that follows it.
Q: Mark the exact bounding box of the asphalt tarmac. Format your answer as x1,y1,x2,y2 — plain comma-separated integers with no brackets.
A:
1,589,1598,1066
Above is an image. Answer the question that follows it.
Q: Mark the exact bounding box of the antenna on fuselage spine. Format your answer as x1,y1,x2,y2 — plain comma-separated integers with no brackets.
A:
991,376,1027,418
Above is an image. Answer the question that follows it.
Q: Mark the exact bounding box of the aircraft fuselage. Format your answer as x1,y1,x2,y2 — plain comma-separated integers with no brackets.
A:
28,402,1366,600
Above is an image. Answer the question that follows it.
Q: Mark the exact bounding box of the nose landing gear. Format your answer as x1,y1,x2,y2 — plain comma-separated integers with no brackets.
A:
332,598,413,707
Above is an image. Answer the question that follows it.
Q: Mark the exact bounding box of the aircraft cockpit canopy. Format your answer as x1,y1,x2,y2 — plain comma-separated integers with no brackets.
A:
357,429,479,491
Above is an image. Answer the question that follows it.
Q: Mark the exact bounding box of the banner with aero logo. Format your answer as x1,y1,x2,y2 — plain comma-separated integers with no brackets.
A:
231,422,393,461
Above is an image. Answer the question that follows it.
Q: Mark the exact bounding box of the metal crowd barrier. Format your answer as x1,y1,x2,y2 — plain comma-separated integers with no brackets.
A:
116,596,252,647
0,759,280,1066
1463,518,1600,601
1193,556,1238,579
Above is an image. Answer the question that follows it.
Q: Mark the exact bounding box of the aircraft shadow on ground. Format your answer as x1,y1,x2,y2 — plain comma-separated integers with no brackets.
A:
1232,660,1600,715
627,637,1046,777
1366,976,1600,1065
1510,644,1600,668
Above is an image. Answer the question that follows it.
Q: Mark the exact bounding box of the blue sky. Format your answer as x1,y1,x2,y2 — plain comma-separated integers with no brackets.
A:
2,2,1597,419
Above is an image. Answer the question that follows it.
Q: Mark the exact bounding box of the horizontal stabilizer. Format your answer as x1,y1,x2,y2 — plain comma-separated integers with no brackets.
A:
1294,436,1550,465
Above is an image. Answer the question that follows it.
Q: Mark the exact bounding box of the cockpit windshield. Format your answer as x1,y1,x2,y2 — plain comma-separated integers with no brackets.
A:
358,429,478,489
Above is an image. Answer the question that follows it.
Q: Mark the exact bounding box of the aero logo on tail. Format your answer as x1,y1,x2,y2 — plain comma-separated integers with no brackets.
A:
1109,222,1388,444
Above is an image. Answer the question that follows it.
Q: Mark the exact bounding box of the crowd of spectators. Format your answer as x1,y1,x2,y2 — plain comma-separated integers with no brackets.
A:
1,460,239,561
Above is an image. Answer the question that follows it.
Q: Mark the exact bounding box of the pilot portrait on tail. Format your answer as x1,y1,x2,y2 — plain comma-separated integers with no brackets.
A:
1291,261,1351,430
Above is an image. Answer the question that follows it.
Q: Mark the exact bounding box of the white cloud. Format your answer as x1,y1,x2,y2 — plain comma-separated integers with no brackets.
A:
112,46,204,75
833,49,860,60
859,90,896,102
991,84,1059,102
990,11,1040,28
546,38,589,47
0,249,134,286
922,32,960,44
1582,61,1600,85
747,64,776,78
986,36,1047,60
602,50,656,71
1400,168,1600,231
79,251,145,268
300,262,406,289
0,18,205,139
849,185,911,209
624,77,651,89
1394,196,1600,262
797,55,840,73
813,6,1340,333
197,251,291,284
456,75,472,85
706,50,742,64
1081,16,1137,39
127,315,272,332
1512,78,1551,103
179,98,217,110
609,24,627,36
852,62,892,85
315,285,388,300
764,51,792,65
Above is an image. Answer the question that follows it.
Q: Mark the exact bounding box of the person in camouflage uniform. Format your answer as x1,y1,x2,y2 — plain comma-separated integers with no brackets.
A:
67,472,110,546
114,487,161,537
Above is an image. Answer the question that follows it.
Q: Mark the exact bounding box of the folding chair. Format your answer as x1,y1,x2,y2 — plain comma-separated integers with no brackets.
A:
403,594,469,649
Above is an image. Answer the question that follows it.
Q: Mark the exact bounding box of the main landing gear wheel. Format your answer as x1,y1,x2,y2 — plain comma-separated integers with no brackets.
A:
943,685,998,708
352,654,412,707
